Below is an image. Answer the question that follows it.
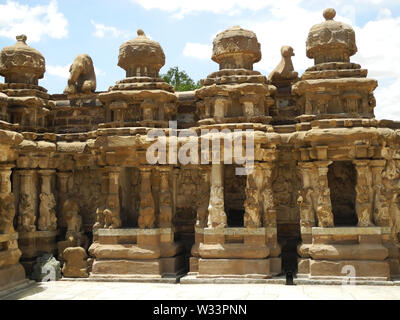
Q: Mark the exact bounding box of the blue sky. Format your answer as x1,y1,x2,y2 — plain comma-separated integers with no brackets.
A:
1,0,400,120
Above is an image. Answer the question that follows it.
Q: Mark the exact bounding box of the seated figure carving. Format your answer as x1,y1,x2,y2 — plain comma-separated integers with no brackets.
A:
64,54,96,95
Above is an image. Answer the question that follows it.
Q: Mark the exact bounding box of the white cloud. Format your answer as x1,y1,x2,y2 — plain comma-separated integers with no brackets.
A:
130,0,293,19
0,0,68,43
183,43,212,60
46,64,70,79
46,64,106,79
91,20,132,39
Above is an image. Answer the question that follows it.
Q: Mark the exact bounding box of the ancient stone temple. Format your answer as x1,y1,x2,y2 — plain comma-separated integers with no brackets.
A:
0,8,400,290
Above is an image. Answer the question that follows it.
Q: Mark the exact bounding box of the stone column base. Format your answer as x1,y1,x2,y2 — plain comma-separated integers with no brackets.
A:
197,259,271,279
91,256,185,279
18,231,59,275
298,259,390,280
298,227,392,281
0,263,27,292
89,229,185,280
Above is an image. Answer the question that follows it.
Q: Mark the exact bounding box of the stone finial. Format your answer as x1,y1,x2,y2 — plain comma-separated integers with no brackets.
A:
0,34,45,85
16,34,28,43
323,8,336,20
212,25,261,71
306,8,357,65
118,29,165,78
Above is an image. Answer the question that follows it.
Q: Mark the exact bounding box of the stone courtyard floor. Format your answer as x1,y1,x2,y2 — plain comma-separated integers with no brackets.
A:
2,281,400,300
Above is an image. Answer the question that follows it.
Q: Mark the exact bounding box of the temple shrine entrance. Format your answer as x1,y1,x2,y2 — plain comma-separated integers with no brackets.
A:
328,161,358,226
224,165,246,227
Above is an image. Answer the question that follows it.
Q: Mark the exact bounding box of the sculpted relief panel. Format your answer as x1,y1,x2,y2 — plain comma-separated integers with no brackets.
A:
70,169,102,229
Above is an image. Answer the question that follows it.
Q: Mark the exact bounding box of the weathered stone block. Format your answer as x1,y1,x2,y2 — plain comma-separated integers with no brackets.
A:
309,260,390,279
198,259,271,278
62,247,88,278
199,243,269,259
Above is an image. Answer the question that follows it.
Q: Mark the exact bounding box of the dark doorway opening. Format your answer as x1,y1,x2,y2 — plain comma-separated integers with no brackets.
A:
328,161,358,226
224,165,246,227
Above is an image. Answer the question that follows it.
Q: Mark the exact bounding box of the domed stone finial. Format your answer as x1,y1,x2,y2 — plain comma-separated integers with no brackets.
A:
306,8,357,65
212,26,261,70
323,8,336,21
0,34,45,84
16,34,27,43
118,30,165,77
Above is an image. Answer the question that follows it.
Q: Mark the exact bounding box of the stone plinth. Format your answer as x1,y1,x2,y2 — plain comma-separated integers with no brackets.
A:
190,227,281,279
0,233,26,291
298,227,391,281
18,230,59,275
89,228,184,279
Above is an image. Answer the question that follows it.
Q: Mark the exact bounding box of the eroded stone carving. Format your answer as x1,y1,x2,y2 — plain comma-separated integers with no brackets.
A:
269,46,298,84
62,247,88,278
138,167,156,229
17,194,36,233
38,193,57,232
64,54,96,95
93,208,105,232
0,193,15,234
158,168,173,228
63,199,82,234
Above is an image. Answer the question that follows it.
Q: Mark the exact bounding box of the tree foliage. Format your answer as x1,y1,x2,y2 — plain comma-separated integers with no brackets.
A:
161,66,202,92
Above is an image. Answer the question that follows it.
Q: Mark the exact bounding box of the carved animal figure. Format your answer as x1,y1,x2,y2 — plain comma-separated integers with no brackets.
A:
0,194,16,234
93,208,105,232
269,46,298,83
64,54,96,94
317,206,334,228
63,199,82,233
38,193,57,232
244,188,261,228
158,191,172,228
139,189,155,229
207,186,227,229
103,209,121,229
17,194,36,232
62,247,88,278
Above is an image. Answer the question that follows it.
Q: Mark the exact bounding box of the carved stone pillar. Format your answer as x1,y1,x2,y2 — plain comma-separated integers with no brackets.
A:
138,166,155,229
259,163,276,228
196,165,210,228
213,97,229,119
38,170,57,232
0,165,16,234
57,171,72,228
240,95,258,118
244,163,262,228
158,166,172,228
353,160,374,227
17,170,36,233
104,167,121,229
297,162,317,231
207,163,227,229
141,99,156,121
172,168,179,220
315,161,334,228
371,160,389,227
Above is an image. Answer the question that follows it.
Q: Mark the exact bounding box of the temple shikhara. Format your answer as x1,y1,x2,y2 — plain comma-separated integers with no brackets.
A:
1,8,400,291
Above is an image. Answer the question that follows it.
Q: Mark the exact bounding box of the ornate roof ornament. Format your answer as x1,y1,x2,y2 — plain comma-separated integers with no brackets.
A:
0,35,45,85
118,29,166,78
212,25,261,70
306,8,357,65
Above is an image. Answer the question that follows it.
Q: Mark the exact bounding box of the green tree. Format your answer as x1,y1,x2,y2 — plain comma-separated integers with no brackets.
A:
161,66,202,92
